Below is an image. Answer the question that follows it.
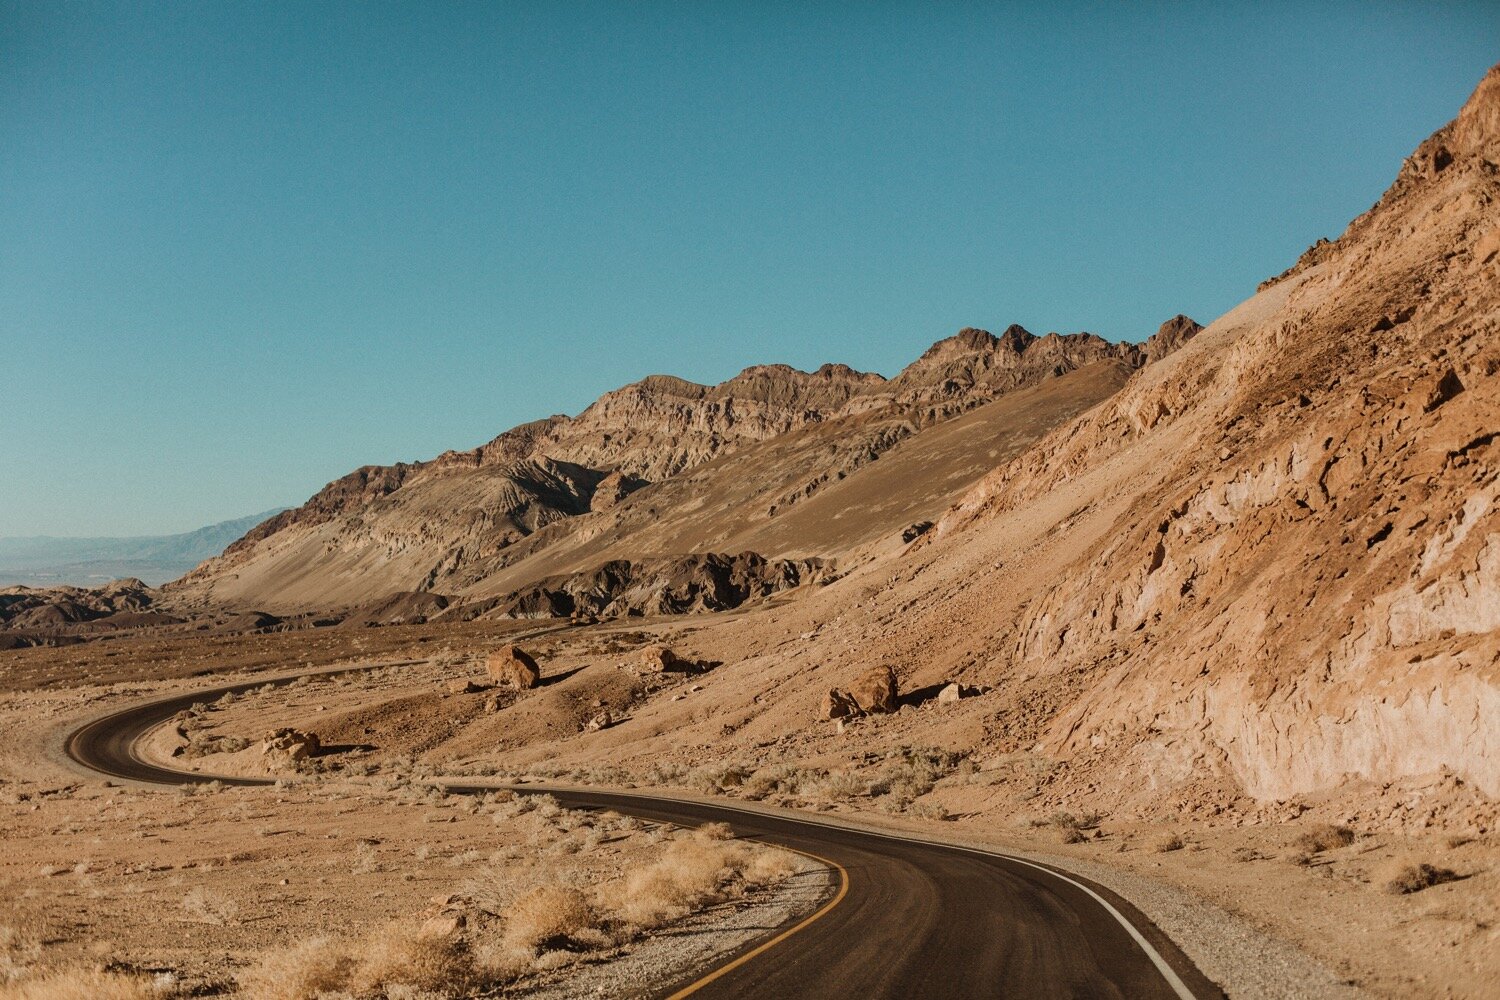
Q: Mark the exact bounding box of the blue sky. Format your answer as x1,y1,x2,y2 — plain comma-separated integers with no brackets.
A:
3,2,1496,536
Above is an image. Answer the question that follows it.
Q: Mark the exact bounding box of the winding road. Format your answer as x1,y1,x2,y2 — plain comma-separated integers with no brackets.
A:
64,673,1223,1000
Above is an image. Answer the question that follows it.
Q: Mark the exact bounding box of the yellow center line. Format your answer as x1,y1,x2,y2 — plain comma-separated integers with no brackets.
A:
666,844,851,999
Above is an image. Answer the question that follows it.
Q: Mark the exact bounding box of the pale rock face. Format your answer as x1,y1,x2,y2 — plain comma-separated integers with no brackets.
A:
909,63,1500,808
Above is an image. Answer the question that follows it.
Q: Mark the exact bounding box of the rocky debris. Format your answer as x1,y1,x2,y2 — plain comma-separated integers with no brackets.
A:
496,552,832,620
902,521,934,543
486,645,541,689
584,709,614,732
261,728,320,766
445,678,484,695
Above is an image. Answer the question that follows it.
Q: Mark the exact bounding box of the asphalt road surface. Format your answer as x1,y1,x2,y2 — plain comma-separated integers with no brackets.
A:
65,674,1223,1000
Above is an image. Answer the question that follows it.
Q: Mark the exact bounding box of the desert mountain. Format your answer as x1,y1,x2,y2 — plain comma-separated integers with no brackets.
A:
174,326,1164,614
0,509,285,587
703,64,1500,819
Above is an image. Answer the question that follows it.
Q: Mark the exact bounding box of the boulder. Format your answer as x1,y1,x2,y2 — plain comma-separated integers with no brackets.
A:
446,678,483,695
638,644,686,673
936,682,983,704
821,688,862,720
850,665,898,714
584,710,614,732
486,645,540,689
261,728,320,765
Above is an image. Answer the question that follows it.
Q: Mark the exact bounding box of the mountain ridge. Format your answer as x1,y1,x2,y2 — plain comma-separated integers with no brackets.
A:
176,324,1182,612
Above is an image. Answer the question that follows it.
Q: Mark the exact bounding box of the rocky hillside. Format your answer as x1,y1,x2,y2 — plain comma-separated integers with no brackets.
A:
757,63,1500,819
174,325,1164,613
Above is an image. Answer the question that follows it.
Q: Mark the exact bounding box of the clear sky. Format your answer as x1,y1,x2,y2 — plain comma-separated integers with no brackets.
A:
3,2,1496,537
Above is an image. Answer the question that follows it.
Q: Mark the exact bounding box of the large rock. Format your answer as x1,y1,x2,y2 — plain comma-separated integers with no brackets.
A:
850,665,898,714
486,645,541,689
821,688,862,720
936,682,984,705
261,728,320,765
637,644,686,674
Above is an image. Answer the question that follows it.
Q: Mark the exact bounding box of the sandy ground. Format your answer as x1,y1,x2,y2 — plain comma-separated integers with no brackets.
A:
2,620,1495,999
0,669,819,998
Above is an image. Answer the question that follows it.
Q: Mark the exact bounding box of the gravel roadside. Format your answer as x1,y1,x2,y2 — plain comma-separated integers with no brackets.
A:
508,853,832,999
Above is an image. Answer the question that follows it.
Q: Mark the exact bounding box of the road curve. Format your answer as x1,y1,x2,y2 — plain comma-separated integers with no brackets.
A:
64,675,1224,1000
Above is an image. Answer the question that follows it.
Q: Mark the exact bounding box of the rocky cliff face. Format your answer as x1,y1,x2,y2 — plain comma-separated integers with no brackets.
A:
837,63,1500,815
176,323,1170,613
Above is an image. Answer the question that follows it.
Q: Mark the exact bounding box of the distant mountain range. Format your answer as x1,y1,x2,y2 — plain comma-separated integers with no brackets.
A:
0,510,286,587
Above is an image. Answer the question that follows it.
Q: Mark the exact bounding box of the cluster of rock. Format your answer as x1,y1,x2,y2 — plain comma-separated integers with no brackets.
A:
261,728,320,768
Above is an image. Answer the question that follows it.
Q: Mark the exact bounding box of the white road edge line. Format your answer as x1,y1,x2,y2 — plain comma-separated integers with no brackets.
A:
527,787,1200,1000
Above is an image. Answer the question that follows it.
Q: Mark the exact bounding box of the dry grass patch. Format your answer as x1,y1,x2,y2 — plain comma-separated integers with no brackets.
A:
240,922,479,1000
238,819,802,998
1383,862,1462,895
0,967,169,1000
501,885,597,953
237,938,354,1000
609,828,793,928
1294,823,1355,854
1153,833,1186,853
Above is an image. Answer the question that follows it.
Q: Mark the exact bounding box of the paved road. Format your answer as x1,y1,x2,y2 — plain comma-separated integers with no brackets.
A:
65,673,1222,1000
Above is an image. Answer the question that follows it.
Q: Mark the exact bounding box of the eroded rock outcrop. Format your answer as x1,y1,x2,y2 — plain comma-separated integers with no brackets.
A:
495,552,831,620
895,64,1500,813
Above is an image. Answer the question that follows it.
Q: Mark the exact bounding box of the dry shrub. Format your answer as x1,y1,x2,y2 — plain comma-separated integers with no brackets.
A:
907,800,950,822
608,831,790,929
1383,862,1461,895
809,770,867,802
348,923,480,997
698,821,734,841
238,923,478,1000
0,923,42,984
181,887,239,925
1060,827,1088,845
0,967,166,1000
1153,833,1185,853
501,886,596,953
237,938,354,1000
1295,824,1355,854
1049,810,1103,831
